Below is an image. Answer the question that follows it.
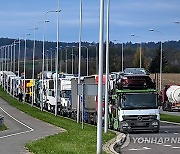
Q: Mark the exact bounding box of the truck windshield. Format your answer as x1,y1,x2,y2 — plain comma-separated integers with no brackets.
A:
61,90,71,98
120,93,157,110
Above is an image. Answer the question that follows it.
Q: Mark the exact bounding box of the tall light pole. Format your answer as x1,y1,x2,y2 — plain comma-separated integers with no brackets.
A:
49,48,56,72
71,46,78,74
97,0,104,153
50,49,53,72
59,46,64,73
7,45,10,71
77,0,82,123
24,32,31,101
0,47,3,73
42,10,60,112
13,40,21,74
104,0,110,134
65,46,70,73
10,44,13,71
55,1,61,116
113,40,124,72
89,44,98,74
31,21,44,106
131,34,142,68
149,29,163,92
82,46,89,76
13,42,16,73
17,37,21,96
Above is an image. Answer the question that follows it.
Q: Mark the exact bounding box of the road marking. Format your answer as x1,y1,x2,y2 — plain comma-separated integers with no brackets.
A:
143,147,151,150
129,147,151,151
0,106,34,139
163,145,172,147
172,147,180,149
129,148,138,151
161,120,180,126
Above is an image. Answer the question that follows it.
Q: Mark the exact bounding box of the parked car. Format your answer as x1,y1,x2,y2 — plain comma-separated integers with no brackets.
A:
116,68,155,89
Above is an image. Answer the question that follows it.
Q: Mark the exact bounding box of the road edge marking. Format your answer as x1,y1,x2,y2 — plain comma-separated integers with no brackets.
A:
0,106,34,139
161,120,180,126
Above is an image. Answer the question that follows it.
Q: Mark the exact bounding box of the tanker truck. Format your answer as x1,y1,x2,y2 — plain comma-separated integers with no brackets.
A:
162,85,180,111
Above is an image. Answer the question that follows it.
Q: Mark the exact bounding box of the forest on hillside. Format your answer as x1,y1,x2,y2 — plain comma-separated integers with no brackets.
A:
0,37,180,77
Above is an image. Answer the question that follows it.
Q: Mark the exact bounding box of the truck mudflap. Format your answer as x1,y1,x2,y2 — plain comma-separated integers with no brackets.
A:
119,120,160,133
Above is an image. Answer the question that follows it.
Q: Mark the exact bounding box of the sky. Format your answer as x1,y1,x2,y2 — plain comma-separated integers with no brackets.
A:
0,0,180,43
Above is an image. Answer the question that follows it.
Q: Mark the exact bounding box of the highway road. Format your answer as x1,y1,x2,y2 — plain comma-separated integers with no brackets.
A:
0,97,64,154
120,122,180,154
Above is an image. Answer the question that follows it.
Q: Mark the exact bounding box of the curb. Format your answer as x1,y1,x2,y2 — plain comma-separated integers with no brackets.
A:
103,132,126,154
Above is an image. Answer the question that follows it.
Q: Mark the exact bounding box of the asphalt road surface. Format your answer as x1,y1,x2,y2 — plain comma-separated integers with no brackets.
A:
120,122,180,154
0,97,64,154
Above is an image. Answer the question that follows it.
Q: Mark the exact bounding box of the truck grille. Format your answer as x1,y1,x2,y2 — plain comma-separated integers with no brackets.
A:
123,115,157,121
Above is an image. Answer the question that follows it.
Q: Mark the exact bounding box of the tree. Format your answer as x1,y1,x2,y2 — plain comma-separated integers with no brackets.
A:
149,47,169,73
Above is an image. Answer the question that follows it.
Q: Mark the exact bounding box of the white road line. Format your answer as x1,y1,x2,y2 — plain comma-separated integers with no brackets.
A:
163,145,172,147
161,120,180,126
129,148,139,151
0,106,34,139
128,147,151,151
143,147,151,150
172,147,180,149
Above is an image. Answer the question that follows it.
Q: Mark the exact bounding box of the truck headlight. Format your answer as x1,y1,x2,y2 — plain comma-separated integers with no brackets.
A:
152,121,159,126
122,122,129,127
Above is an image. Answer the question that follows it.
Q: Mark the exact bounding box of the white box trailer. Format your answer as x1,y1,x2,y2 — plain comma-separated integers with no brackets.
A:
10,76,21,97
2,71,16,93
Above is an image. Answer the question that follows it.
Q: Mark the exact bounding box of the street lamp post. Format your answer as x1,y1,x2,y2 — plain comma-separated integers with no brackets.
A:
65,46,70,73
55,1,61,116
71,47,74,74
149,29,163,92
31,21,43,106
24,32,31,102
7,45,10,71
113,40,124,72
131,34,142,68
97,0,104,153
82,46,89,76
42,9,61,114
71,46,78,75
13,42,16,73
10,44,13,71
77,0,82,124
89,44,98,74
104,0,110,134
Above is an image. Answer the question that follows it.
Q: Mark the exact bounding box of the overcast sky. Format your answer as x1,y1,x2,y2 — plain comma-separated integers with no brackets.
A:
0,0,180,43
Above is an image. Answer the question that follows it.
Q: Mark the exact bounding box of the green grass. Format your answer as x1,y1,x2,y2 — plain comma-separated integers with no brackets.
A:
0,124,8,131
0,87,116,154
161,114,180,123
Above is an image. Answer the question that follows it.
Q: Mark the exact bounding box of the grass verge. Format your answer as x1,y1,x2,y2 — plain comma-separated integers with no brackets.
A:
0,124,8,131
161,114,180,123
0,87,116,154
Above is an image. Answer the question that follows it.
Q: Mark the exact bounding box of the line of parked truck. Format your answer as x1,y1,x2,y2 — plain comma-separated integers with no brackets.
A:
1,68,180,133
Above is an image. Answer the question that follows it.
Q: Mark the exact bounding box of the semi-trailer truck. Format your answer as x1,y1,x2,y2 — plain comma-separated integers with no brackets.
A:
109,89,160,132
162,85,180,111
